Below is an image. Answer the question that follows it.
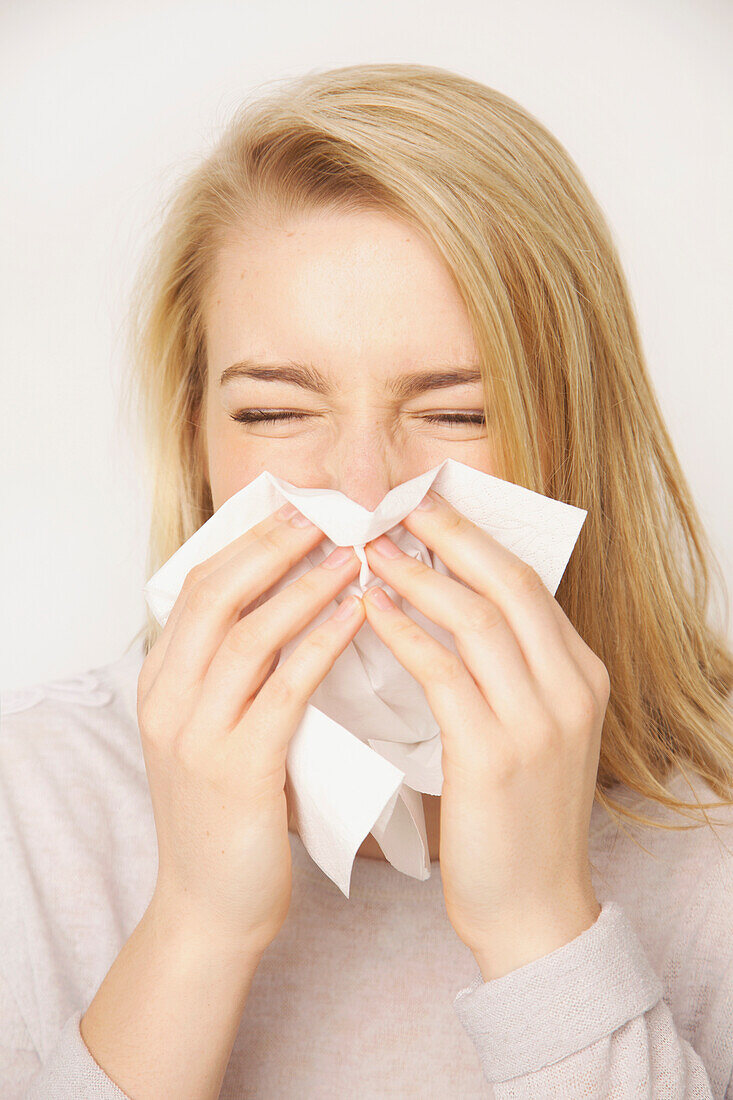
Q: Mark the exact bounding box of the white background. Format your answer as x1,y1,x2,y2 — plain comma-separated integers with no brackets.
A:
2,0,731,690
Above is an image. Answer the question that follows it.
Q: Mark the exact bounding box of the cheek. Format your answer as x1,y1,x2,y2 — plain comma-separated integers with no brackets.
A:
204,414,323,510
204,409,256,509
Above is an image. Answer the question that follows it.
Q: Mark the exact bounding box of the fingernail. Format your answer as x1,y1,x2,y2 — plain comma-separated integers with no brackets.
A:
371,535,402,558
276,501,298,520
367,586,394,610
333,594,360,620
414,491,435,511
322,545,354,568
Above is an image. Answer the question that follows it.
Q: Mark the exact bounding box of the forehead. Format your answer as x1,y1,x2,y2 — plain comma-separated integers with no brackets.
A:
203,208,478,382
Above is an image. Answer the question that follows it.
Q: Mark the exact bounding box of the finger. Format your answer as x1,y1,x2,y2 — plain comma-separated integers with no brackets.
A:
143,502,313,685
190,547,365,734
229,592,367,768
357,586,496,768
147,511,327,707
391,496,588,691
364,540,548,727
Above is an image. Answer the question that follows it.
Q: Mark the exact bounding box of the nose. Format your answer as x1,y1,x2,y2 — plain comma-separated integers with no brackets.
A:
318,431,407,511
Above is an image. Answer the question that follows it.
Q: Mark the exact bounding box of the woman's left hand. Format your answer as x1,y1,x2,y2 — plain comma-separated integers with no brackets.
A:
361,487,610,981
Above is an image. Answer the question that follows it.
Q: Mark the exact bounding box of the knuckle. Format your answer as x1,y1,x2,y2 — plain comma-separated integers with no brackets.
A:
184,573,223,616
137,691,171,744
305,624,338,661
181,562,209,593
264,619,343,709
432,650,467,687
402,555,428,580
589,656,611,701
566,681,601,730
462,598,504,635
441,508,469,539
505,557,544,596
259,525,287,558
264,669,301,709
294,568,325,603
223,617,261,659
393,615,427,650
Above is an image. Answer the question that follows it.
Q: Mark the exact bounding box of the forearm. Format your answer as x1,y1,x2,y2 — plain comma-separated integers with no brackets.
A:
80,895,264,1100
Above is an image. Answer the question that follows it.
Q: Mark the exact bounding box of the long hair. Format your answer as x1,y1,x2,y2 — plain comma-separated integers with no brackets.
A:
119,62,733,838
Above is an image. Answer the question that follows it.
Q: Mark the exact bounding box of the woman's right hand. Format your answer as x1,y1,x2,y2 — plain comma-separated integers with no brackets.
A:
136,501,366,957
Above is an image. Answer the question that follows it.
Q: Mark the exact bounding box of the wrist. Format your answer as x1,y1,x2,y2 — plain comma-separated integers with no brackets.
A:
146,889,269,970
469,897,602,982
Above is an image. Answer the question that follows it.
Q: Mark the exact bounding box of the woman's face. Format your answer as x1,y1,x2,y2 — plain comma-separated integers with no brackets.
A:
202,207,499,510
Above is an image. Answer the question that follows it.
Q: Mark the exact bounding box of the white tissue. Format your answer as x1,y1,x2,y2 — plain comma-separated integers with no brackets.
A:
143,458,587,897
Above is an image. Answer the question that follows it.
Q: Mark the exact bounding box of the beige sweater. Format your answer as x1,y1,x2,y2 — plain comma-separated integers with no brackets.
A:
1,638,732,1098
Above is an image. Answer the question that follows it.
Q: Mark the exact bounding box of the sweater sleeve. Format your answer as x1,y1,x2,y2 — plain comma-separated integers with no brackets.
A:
22,1011,134,1100
0,971,132,1100
452,900,731,1099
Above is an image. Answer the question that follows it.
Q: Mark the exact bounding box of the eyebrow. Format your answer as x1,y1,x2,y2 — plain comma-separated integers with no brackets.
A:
218,359,483,401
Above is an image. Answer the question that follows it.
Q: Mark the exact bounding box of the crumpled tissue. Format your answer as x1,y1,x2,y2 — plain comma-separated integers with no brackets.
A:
143,458,587,897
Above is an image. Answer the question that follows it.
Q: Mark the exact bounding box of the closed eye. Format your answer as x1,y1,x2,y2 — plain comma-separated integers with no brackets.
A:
229,410,486,426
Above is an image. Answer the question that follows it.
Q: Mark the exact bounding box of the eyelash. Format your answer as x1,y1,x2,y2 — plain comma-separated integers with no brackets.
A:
230,410,487,427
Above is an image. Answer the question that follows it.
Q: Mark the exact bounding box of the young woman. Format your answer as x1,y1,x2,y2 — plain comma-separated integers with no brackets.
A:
2,63,732,1099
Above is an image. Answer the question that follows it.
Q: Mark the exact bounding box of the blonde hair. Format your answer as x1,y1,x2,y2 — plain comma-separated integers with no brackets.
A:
120,62,733,838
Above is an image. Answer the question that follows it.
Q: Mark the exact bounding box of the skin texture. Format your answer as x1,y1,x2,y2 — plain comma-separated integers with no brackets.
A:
202,209,607,978
202,207,499,863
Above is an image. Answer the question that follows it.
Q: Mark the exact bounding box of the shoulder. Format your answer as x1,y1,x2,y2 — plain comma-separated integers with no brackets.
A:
1,671,114,717
0,636,152,876
0,639,149,851
1,638,145,765
0,639,155,1055
593,766,733,870
1,635,146,719
0,636,148,830
668,769,733,932
593,767,733,976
